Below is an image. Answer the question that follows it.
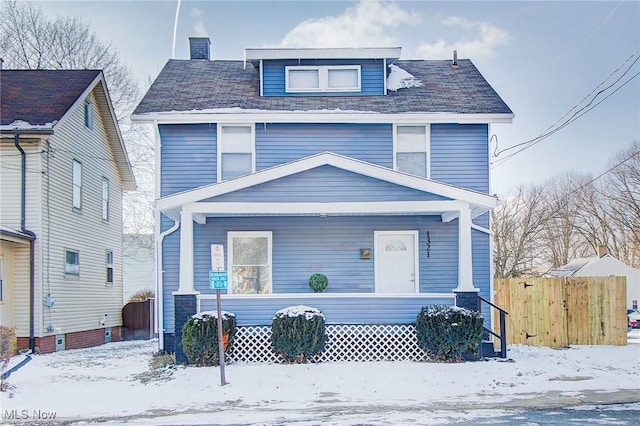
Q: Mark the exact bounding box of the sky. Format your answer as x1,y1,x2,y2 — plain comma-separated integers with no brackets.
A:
2,336,639,424
32,0,640,196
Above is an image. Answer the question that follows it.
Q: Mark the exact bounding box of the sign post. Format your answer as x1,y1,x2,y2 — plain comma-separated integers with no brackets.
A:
210,244,228,386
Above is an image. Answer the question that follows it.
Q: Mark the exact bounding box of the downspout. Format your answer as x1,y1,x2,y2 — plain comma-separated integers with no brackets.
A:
156,220,180,352
14,134,37,353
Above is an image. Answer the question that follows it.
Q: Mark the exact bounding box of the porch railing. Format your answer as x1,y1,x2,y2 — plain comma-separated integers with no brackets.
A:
478,295,508,358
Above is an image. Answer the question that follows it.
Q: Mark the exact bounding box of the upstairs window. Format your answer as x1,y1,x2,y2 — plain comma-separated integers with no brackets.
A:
394,125,429,178
72,160,83,210
106,250,114,285
101,177,109,221
84,99,93,129
218,125,254,181
285,65,361,93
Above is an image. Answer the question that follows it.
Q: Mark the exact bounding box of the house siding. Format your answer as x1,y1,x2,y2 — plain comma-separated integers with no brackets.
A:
161,214,467,331
36,88,125,337
256,123,392,169
208,166,448,203
262,59,385,96
159,124,217,196
430,124,489,193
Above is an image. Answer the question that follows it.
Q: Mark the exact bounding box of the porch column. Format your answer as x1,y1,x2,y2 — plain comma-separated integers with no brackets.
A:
177,210,196,294
456,205,477,292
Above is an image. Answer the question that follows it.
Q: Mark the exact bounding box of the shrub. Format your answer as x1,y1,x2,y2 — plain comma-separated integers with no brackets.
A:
271,305,327,363
127,288,155,303
181,311,236,366
0,326,16,391
415,305,484,362
308,273,328,292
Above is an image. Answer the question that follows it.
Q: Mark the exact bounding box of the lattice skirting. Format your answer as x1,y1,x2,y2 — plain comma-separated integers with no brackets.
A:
227,324,428,363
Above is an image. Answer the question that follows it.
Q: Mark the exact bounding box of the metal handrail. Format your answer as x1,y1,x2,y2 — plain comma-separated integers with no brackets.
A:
478,296,509,358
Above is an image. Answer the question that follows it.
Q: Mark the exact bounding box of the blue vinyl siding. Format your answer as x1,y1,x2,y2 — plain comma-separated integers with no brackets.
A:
159,124,217,196
161,213,489,331
472,212,491,303
161,215,180,331
209,166,448,203
256,123,392,169
430,124,489,193
262,59,385,96
201,296,455,326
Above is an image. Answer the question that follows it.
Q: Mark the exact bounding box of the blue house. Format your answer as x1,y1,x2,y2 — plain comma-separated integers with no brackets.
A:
132,38,513,362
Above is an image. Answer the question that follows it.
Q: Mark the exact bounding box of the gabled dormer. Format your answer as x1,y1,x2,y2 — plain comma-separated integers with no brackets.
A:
244,47,401,97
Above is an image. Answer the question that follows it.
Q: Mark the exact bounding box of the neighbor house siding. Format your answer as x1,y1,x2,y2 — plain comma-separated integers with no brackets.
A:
38,89,124,337
209,166,448,203
159,124,217,197
262,59,385,96
430,124,489,193
256,123,392,169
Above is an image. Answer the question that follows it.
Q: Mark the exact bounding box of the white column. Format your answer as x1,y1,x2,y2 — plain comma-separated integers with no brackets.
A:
456,205,477,292
176,210,198,294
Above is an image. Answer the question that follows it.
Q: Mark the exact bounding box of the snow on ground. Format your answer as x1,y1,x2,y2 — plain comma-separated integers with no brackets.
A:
1,331,639,425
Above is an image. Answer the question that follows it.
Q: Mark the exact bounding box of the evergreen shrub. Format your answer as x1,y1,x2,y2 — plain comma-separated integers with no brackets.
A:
271,305,327,363
181,311,236,366
308,273,329,292
415,305,484,362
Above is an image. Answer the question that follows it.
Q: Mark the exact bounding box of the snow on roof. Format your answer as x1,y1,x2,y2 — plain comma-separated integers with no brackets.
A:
0,119,57,132
548,257,595,277
386,64,423,92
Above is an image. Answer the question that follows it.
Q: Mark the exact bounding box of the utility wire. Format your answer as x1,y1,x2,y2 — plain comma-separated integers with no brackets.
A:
492,49,640,166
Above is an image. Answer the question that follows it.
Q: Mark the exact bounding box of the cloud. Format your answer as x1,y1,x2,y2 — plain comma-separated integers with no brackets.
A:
413,16,509,59
278,0,421,48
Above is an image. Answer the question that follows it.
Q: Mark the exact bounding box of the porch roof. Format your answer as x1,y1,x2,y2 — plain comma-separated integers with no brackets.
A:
157,152,498,222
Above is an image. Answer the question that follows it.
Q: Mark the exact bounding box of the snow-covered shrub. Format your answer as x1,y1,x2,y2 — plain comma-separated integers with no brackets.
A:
271,305,327,363
415,305,484,362
181,311,236,366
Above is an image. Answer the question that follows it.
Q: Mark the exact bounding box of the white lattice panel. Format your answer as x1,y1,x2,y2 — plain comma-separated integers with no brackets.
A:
226,324,427,363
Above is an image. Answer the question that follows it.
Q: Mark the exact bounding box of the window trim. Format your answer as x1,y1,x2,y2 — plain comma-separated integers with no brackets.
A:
64,249,80,277
285,65,362,93
105,249,114,285
101,177,109,221
217,124,256,182
84,99,93,129
72,159,83,211
227,231,273,295
392,124,430,178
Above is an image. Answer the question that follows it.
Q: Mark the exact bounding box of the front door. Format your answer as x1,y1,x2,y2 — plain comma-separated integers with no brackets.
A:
375,231,418,293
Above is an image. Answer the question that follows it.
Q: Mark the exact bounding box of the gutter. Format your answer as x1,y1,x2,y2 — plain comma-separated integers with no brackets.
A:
156,219,180,352
13,134,38,353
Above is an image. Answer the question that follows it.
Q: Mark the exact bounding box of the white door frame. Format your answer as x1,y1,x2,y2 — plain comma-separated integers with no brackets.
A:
374,230,420,293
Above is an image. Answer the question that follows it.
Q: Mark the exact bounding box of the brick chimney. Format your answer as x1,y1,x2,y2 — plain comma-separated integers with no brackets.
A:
189,37,211,60
597,245,608,257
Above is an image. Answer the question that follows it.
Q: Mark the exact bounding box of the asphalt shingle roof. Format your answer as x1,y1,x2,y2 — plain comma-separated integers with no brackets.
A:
1,69,101,126
134,59,512,115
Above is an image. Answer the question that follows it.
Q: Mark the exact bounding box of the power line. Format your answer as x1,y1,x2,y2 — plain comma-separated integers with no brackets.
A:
492,49,640,167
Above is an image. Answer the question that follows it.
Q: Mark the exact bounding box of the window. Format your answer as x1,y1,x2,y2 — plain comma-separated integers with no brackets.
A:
84,99,93,129
218,125,254,181
394,125,429,178
285,65,361,92
101,177,109,221
228,231,272,294
72,160,82,210
106,250,113,285
65,249,79,276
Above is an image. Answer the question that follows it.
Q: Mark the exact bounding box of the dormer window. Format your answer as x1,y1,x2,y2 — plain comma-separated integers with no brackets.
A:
286,65,361,93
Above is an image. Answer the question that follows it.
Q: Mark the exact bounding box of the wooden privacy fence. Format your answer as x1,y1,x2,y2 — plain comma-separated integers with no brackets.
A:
494,277,627,348
122,298,155,340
